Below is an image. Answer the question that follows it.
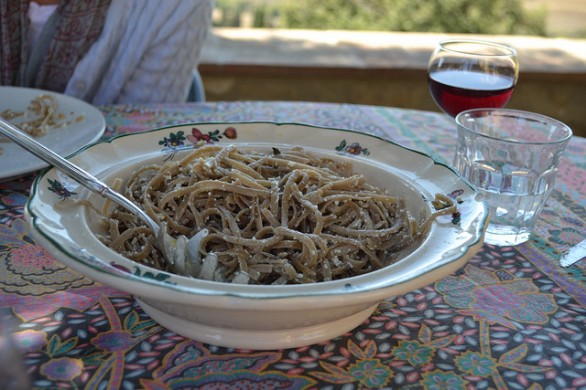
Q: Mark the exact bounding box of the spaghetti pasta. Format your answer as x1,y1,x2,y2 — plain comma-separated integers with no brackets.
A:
100,145,456,285
1,94,60,138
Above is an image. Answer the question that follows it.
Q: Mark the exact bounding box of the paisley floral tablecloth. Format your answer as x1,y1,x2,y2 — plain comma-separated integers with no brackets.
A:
1,101,585,389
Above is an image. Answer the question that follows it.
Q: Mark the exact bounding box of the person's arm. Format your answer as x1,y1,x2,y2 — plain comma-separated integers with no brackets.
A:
65,0,213,105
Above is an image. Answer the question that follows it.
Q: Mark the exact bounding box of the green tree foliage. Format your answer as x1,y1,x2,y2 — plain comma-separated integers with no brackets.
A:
216,0,547,36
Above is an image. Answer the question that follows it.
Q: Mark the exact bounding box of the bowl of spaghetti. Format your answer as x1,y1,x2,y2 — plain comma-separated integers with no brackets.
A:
26,122,488,350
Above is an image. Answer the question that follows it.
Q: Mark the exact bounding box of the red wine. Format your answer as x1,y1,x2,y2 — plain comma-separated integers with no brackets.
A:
428,70,515,117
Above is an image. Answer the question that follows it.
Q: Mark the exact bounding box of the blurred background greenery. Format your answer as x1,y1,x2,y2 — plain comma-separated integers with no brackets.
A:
213,0,586,38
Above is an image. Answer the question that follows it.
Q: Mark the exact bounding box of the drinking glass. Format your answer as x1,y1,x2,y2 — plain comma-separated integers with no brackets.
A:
428,39,519,117
454,108,572,246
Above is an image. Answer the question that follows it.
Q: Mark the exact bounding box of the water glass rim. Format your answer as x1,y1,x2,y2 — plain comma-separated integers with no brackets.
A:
438,39,517,57
455,108,573,145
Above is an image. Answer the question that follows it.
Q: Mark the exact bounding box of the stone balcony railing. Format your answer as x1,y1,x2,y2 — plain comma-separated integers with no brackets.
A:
198,28,586,137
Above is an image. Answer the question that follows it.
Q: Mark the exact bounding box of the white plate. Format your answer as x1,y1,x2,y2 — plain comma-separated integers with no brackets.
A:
0,86,105,180
27,122,488,349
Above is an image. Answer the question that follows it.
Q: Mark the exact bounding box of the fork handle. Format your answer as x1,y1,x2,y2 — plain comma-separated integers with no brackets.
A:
0,118,160,235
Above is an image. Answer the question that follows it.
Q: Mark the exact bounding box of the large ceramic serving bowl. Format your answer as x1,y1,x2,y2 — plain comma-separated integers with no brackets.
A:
26,122,488,350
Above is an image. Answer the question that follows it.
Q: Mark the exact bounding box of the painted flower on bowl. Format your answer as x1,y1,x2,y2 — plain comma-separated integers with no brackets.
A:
158,131,186,149
335,140,370,156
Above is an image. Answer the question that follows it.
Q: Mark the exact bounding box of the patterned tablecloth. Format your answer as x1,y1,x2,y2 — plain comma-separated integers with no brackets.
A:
1,101,585,389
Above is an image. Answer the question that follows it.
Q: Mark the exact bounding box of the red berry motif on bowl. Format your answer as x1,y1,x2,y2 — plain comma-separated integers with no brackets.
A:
187,127,238,145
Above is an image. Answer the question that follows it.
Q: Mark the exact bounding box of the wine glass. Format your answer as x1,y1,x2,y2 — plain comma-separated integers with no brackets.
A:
427,39,519,117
